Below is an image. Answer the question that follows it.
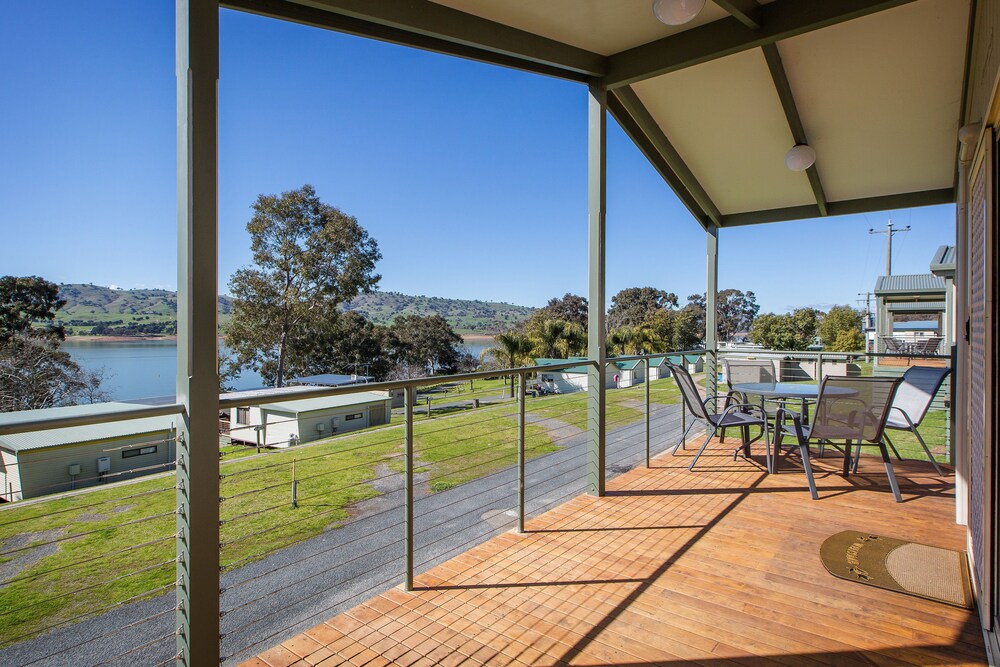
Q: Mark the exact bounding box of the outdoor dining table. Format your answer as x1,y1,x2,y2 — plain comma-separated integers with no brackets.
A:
729,381,857,472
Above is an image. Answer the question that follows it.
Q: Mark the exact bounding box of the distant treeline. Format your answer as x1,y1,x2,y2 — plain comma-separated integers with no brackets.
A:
88,321,177,336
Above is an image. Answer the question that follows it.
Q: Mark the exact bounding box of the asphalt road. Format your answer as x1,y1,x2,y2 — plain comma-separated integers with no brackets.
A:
0,403,697,666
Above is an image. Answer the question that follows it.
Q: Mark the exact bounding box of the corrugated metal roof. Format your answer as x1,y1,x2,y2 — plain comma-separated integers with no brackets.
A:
886,301,946,312
0,402,178,453
930,245,956,276
287,374,372,386
874,274,946,295
261,391,391,414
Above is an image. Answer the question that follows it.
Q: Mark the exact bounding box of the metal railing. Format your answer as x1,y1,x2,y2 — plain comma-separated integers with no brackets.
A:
0,347,841,666
2,345,957,664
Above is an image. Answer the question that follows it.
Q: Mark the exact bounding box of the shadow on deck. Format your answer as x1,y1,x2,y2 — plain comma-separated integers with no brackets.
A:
240,438,986,667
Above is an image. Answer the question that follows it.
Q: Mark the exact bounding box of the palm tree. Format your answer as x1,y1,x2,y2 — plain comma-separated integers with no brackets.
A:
530,319,568,358
480,331,534,397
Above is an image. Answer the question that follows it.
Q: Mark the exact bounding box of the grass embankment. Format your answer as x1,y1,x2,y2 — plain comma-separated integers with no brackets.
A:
0,395,560,646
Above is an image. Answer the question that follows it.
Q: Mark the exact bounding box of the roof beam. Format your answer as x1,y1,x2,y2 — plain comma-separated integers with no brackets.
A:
761,43,828,216
713,0,762,30
604,0,916,89
224,0,606,82
609,86,722,229
718,188,954,227
608,96,714,230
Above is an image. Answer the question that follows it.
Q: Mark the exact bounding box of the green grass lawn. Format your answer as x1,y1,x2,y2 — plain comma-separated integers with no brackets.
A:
0,395,564,646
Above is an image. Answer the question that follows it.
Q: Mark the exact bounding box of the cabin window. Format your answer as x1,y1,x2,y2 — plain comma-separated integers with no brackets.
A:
122,445,157,459
236,407,250,424
345,413,363,421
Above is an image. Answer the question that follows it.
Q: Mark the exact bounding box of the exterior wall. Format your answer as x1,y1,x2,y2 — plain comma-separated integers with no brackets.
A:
1,449,22,502
229,406,266,445
616,366,645,388
539,368,618,394
14,431,174,500
965,0,1000,127
233,399,393,448
648,365,669,381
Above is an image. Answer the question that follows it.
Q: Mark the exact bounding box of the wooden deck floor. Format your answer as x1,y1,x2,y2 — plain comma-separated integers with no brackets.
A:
240,440,986,667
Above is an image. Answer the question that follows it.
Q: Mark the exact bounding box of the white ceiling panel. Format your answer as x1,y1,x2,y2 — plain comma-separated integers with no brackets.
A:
430,0,731,56
633,47,816,215
777,0,969,203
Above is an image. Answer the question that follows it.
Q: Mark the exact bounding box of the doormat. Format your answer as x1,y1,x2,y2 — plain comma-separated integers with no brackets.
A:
819,531,973,608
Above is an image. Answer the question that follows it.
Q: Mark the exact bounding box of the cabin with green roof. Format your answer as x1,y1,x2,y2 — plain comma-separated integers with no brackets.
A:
0,402,178,501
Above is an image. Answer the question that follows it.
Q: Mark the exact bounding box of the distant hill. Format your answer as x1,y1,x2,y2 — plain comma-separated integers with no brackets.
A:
55,284,232,336
55,284,531,336
344,292,535,333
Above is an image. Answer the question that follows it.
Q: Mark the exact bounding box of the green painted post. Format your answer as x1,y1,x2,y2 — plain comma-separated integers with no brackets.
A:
517,372,526,533
175,1,220,664
705,228,719,409
816,353,824,382
404,385,415,591
586,81,607,497
644,358,650,467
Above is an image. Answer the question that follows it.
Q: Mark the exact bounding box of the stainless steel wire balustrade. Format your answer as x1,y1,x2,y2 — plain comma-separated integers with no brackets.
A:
13,349,959,665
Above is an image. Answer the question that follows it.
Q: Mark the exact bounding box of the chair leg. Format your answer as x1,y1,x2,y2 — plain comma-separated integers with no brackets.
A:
851,445,861,474
799,443,819,500
878,442,903,502
671,420,696,456
688,429,718,471
719,426,726,444
910,427,944,476
883,432,904,461
842,441,852,476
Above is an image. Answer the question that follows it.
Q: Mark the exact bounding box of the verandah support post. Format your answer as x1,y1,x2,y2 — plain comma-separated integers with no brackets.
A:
705,227,719,409
175,1,220,664
587,81,607,497
644,357,650,467
404,385,415,590
517,372,525,533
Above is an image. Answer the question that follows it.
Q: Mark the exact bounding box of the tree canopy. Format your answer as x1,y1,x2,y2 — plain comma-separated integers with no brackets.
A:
540,293,588,328
749,308,819,351
0,276,106,411
607,287,678,329
225,185,382,387
818,305,863,349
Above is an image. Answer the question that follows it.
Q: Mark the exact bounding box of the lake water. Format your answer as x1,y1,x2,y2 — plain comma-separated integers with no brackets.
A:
63,337,492,401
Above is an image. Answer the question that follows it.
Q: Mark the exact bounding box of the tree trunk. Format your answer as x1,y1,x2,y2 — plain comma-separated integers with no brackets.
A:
276,331,287,388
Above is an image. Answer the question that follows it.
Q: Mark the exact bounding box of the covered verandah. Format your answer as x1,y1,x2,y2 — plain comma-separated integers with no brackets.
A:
173,0,997,664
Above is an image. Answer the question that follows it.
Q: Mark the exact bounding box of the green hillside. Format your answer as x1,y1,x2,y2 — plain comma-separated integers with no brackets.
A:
55,284,232,336
54,284,532,336
344,292,534,333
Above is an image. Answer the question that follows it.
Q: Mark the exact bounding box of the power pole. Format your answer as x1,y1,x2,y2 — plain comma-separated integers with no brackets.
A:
856,291,873,327
868,219,910,275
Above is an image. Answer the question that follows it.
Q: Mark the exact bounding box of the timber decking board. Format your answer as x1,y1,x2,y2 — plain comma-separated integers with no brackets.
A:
242,441,987,667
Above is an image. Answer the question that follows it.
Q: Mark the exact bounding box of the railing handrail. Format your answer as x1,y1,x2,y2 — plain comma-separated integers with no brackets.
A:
717,347,951,361
0,350,709,435
0,403,185,437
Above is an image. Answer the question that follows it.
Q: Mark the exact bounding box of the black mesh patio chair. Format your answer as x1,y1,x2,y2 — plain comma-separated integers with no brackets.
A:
773,376,903,501
853,365,950,476
913,336,943,355
666,362,770,471
720,358,778,442
882,336,906,354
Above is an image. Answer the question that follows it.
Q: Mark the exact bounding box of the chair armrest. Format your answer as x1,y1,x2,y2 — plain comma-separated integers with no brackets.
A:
774,406,807,444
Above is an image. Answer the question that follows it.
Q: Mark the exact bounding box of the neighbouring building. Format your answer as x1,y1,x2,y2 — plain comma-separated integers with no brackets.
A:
874,247,954,353
0,402,178,502
226,387,392,448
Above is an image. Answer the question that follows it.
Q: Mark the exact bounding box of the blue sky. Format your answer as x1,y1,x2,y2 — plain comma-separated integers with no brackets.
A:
0,1,955,315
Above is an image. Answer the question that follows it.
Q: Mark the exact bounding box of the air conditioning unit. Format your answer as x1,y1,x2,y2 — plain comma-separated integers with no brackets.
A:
96,457,111,474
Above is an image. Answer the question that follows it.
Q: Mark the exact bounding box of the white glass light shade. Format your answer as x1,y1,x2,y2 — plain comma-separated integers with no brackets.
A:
652,0,706,26
785,144,817,171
